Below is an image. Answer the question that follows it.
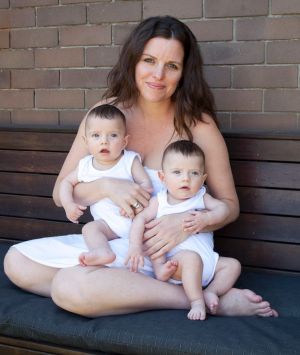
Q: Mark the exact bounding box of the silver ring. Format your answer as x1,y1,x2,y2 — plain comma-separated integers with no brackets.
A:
132,201,141,209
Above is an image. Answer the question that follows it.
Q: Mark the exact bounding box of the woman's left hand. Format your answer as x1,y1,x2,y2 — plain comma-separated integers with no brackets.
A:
143,212,190,259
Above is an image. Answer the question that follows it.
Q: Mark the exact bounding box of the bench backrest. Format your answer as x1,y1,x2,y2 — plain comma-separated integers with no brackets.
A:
0,128,299,274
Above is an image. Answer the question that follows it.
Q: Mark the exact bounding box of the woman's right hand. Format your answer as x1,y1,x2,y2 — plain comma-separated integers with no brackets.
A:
105,178,151,219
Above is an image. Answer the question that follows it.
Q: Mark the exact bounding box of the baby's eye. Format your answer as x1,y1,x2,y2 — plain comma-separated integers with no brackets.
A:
173,170,181,175
110,133,118,138
191,171,200,176
92,133,100,138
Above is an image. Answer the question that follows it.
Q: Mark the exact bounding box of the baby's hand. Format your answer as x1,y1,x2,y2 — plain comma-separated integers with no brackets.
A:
65,203,87,223
183,210,210,234
124,245,144,272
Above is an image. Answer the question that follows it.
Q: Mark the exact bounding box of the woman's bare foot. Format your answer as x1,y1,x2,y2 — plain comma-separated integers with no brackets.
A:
188,299,206,320
216,288,279,317
203,290,219,314
155,260,178,281
79,248,116,266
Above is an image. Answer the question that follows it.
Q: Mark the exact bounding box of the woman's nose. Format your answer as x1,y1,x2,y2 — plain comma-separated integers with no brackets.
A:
153,64,164,80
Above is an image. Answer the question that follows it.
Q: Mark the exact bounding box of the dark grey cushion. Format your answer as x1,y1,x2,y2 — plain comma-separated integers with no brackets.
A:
1,242,299,354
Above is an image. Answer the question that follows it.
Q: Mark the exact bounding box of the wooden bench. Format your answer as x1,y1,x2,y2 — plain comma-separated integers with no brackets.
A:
0,127,299,354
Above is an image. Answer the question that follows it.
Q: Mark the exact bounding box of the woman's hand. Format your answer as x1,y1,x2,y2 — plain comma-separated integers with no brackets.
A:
143,212,190,259
107,178,151,219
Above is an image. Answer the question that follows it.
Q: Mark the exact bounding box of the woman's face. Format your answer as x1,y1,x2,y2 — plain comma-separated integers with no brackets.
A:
135,37,184,104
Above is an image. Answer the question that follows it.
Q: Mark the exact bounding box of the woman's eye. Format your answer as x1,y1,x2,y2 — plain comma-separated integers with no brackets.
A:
144,57,154,64
167,63,178,70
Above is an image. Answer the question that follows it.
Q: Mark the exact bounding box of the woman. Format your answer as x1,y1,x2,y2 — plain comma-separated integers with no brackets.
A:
4,16,277,317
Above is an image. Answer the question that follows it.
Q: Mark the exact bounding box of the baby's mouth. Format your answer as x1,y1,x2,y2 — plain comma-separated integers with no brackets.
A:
100,149,110,153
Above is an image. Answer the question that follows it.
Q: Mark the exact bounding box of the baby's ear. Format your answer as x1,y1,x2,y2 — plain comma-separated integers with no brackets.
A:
82,135,87,144
158,170,165,183
123,134,129,148
202,173,208,184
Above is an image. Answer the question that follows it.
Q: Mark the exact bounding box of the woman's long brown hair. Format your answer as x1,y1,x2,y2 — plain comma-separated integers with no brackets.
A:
103,16,216,141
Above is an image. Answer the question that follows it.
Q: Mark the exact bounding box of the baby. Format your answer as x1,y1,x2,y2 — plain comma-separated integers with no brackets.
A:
125,140,241,320
59,104,152,266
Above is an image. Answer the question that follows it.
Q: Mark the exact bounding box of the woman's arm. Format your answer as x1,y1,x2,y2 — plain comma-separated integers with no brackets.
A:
192,114,240,227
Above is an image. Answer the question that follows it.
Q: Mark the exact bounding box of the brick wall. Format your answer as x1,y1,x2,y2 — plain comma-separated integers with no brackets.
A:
0,0,299,132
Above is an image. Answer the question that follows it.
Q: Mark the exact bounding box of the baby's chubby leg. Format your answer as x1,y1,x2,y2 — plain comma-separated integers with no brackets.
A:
79,220,117,266
171,250,206,320
204,256,241,314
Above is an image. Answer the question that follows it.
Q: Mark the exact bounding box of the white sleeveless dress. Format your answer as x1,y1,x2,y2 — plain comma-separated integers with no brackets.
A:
13,168,218,285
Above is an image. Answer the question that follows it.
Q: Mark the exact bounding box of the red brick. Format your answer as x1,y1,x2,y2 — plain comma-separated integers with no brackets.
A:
188,20,232,42
264,89,300,112
203,66,231,88
201,42,264,65
143,0,202,19
113,23,137,45
85,89,107,108
0,49,34,69
0,1,9,8
272,0,300,14
0,90,33,109
267,40,300,64
60,69,110,88
35,48,84,68
0,110,11,125
60,25,111,46
86,46,120,67
205,0,268,18
233,66,298,88
231,113,297,131
35,89,84,109
59,110,87,126
0,70,10,88
213,89,262,111
0,8,35,29
11,110,59,126
236,17,300,41
88,1,141,23
0,30,9,48
11,28,58,49
37,5,86,26
11,69,59,89
11,0,58,7
62,0,109,3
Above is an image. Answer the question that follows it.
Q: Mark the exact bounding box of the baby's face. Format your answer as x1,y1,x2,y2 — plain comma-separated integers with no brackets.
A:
85,116,128,168
160,152,206,203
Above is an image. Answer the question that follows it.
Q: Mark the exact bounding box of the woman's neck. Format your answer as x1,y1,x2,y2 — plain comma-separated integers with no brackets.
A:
136,97,174,122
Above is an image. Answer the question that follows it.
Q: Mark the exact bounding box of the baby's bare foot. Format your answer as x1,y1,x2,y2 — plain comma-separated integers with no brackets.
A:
204,290,219,314
188,299,206,320
79,249,116,266
155,260,178,281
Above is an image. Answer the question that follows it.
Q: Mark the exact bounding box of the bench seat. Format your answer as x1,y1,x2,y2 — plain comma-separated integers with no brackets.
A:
1,242,300,354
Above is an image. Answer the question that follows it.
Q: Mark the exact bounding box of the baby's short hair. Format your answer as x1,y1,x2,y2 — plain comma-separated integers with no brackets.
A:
162,140,205,168
85,104,126,132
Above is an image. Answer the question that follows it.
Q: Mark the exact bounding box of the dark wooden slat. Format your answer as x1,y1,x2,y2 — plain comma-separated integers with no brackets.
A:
225,137,300,162
0,216,82,240
216,213,300,244
231,161,300,189
237,187,300,217
215,238,300,272
0,131,75,151
0,172,55,196
0,150,66,174
0,194,92,223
